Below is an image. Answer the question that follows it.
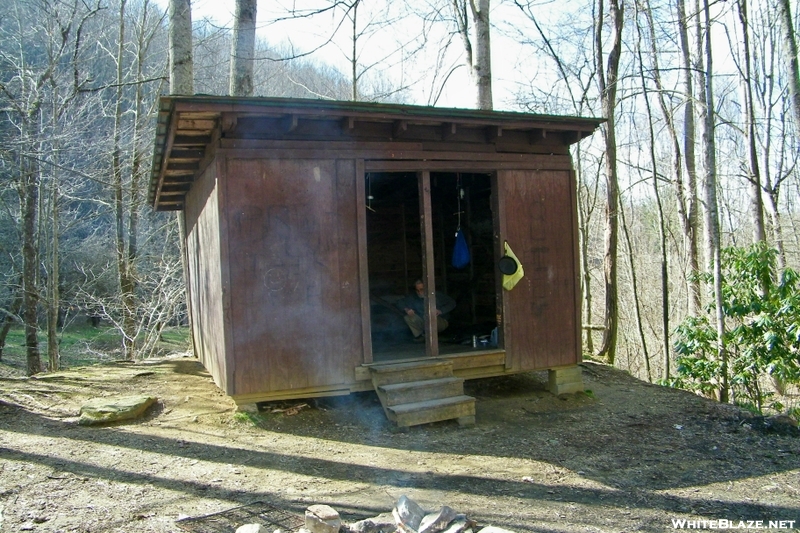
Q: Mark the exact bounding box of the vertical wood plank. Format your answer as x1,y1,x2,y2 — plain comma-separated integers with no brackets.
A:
570,169,583,365
355,159,373,364
335,159,362,381
217,157,235,393
491,172,508,368
418,170,439,357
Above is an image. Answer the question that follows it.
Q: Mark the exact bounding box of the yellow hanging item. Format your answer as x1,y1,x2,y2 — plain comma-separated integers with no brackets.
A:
502,242,525,291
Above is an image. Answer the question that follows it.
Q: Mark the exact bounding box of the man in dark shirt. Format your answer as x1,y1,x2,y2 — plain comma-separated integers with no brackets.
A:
397,279,456,341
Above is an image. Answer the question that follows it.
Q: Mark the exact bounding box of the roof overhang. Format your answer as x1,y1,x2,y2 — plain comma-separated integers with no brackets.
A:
149,95,605,211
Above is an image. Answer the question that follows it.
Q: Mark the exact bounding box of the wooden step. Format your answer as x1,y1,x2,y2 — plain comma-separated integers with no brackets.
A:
387,395,476,427
378,377,465,407
369,360,454,387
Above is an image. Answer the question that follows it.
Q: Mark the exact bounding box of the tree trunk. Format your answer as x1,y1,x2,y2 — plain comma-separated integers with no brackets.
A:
112,0,137,360
620,199,651,382
47,159,60,371
351,1,358,101
471,0,492,109
699,0,729,403
777,0,800,129
640,1,673,379
737,0,766,243
169,0,193,95
452,0,493,110
595,0,624,365
0,283,23,361
576,150,596,354
21,154,41,376
676,0,702,316
229,0,257,97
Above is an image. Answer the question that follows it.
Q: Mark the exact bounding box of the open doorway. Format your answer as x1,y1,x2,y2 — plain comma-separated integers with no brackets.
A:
365,171,500,362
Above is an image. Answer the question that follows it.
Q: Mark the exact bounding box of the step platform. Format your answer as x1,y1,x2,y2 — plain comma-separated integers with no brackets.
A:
369,360,476,427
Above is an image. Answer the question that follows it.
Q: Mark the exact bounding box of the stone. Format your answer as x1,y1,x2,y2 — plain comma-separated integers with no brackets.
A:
348,512,397,533
477,527,516,533
235,524,266,533
78,396,157,425
393,495,426,532
305,504,341,533
419,506,458,533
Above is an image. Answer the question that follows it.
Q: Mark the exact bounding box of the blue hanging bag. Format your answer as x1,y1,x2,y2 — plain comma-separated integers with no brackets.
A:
452,228,470,269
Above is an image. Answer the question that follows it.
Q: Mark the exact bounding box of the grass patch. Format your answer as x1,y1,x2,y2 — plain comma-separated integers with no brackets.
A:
1,324,191,375
232,411,262,427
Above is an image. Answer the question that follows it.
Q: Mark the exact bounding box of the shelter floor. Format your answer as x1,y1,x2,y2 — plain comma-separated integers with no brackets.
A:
372,338,495,363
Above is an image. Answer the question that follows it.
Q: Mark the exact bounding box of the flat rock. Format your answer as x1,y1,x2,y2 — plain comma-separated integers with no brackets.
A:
348,512,397,533
78,396,157,425
305,504,341,533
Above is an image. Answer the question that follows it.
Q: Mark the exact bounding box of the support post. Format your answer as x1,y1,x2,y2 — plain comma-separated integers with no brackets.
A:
547,366,584,395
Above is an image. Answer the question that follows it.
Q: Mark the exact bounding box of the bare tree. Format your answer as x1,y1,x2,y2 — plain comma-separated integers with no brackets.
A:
698,0,729,402
595,0,624,365
637,0,672,379
676,0,703,316
735,0,766,243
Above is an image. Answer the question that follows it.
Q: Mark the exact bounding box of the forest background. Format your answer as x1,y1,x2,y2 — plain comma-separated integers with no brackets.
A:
1,0,799,417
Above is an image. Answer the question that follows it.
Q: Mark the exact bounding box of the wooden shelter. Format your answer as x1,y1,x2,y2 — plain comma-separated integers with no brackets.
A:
149,96,602,425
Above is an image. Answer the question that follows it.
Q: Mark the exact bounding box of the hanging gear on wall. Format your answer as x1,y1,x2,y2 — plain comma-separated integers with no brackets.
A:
501,241,525,290
452,174,470,269
365,173,375,212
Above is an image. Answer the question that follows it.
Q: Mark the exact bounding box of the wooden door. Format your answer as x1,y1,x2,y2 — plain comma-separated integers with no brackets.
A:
498,170,580,371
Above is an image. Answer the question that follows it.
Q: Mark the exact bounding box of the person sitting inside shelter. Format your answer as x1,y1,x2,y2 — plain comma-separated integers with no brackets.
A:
397,279,456,341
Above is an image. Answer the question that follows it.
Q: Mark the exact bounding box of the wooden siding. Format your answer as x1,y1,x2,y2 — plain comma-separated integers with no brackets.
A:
222,157,362,396
184,161,229,392
499,170,579,371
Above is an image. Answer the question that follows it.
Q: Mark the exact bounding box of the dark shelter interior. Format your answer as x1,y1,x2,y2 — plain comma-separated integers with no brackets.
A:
365,172,498,360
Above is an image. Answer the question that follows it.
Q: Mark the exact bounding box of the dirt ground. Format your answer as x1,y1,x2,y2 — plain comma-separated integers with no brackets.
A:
0,354,798,533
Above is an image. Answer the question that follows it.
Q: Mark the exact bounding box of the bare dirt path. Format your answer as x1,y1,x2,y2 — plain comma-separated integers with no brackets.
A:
0,356,798,533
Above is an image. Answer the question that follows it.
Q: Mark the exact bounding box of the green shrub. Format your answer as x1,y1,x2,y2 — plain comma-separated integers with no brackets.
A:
671,242,800,413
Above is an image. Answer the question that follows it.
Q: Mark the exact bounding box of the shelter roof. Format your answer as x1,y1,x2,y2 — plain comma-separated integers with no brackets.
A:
149,95,604,211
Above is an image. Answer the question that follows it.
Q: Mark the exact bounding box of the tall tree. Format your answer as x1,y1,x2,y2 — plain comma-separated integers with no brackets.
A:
698,0,729,402
112,0,135,359
676,0,703,316
230,0,257,96
735,0,766,243
595,0,624,365
638,0,671,379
